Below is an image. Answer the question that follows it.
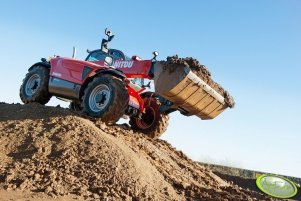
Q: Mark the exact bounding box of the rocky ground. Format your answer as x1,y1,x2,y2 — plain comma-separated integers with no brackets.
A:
0,103,279,200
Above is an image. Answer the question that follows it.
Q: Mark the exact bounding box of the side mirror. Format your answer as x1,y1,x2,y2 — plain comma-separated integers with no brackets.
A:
104,56,113,66
101,28,115,53
105,28,114,42
152,51,159,61
105,28,112,37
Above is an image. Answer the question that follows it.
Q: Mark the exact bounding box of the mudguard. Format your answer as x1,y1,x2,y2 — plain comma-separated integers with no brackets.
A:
28,61,50,71
94,69,126,79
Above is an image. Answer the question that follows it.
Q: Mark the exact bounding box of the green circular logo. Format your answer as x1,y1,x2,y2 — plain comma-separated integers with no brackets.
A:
256,174,298,199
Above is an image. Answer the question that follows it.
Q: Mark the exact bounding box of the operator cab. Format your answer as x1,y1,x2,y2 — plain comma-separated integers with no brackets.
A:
85,48,131,62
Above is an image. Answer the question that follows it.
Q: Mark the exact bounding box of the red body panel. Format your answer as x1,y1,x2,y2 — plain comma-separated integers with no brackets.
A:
51,57,153,84
127,86,145,112
114,60,152,79
92,60,153,79
50,57,150,113
50,57,108,84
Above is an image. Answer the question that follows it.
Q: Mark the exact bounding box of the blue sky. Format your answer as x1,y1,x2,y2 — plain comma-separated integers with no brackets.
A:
0,1,300,177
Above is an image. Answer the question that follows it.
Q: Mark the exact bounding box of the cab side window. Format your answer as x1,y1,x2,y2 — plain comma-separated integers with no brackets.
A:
109,50,125,61
86,51,108,61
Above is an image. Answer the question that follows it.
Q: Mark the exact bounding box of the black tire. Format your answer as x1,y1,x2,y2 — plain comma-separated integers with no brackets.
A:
81,75,129,123
129,94,169,139
69,102,83,112
19,66,52,105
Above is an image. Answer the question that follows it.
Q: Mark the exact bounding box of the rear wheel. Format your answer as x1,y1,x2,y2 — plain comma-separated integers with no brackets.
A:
81,75,129,123
129,94,169,138
19,66,52,105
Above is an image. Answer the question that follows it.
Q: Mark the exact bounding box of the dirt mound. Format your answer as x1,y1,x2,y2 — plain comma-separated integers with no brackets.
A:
0,103,275,200
162,56,235,108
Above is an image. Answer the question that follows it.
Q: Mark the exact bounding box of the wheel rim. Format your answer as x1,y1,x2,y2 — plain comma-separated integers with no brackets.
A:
25,74,41,96
88,84,111,113
136,107,156,129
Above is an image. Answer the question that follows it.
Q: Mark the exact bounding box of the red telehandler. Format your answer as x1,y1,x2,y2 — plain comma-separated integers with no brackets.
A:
20,29,232,138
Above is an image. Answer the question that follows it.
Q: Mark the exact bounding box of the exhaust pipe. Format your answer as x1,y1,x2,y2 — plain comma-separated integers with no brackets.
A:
72,46,77,58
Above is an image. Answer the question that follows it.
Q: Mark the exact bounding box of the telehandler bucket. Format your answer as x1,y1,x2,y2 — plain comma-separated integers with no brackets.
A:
154,62,228,120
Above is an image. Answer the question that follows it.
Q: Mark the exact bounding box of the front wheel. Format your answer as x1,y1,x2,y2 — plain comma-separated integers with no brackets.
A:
129,95,169,138
81,75,129,124
19,66,52,105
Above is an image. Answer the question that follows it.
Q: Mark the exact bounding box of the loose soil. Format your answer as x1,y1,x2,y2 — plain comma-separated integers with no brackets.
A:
0,103,277,200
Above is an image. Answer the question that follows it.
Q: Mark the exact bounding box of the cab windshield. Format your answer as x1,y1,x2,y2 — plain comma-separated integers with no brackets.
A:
86,49,131,62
